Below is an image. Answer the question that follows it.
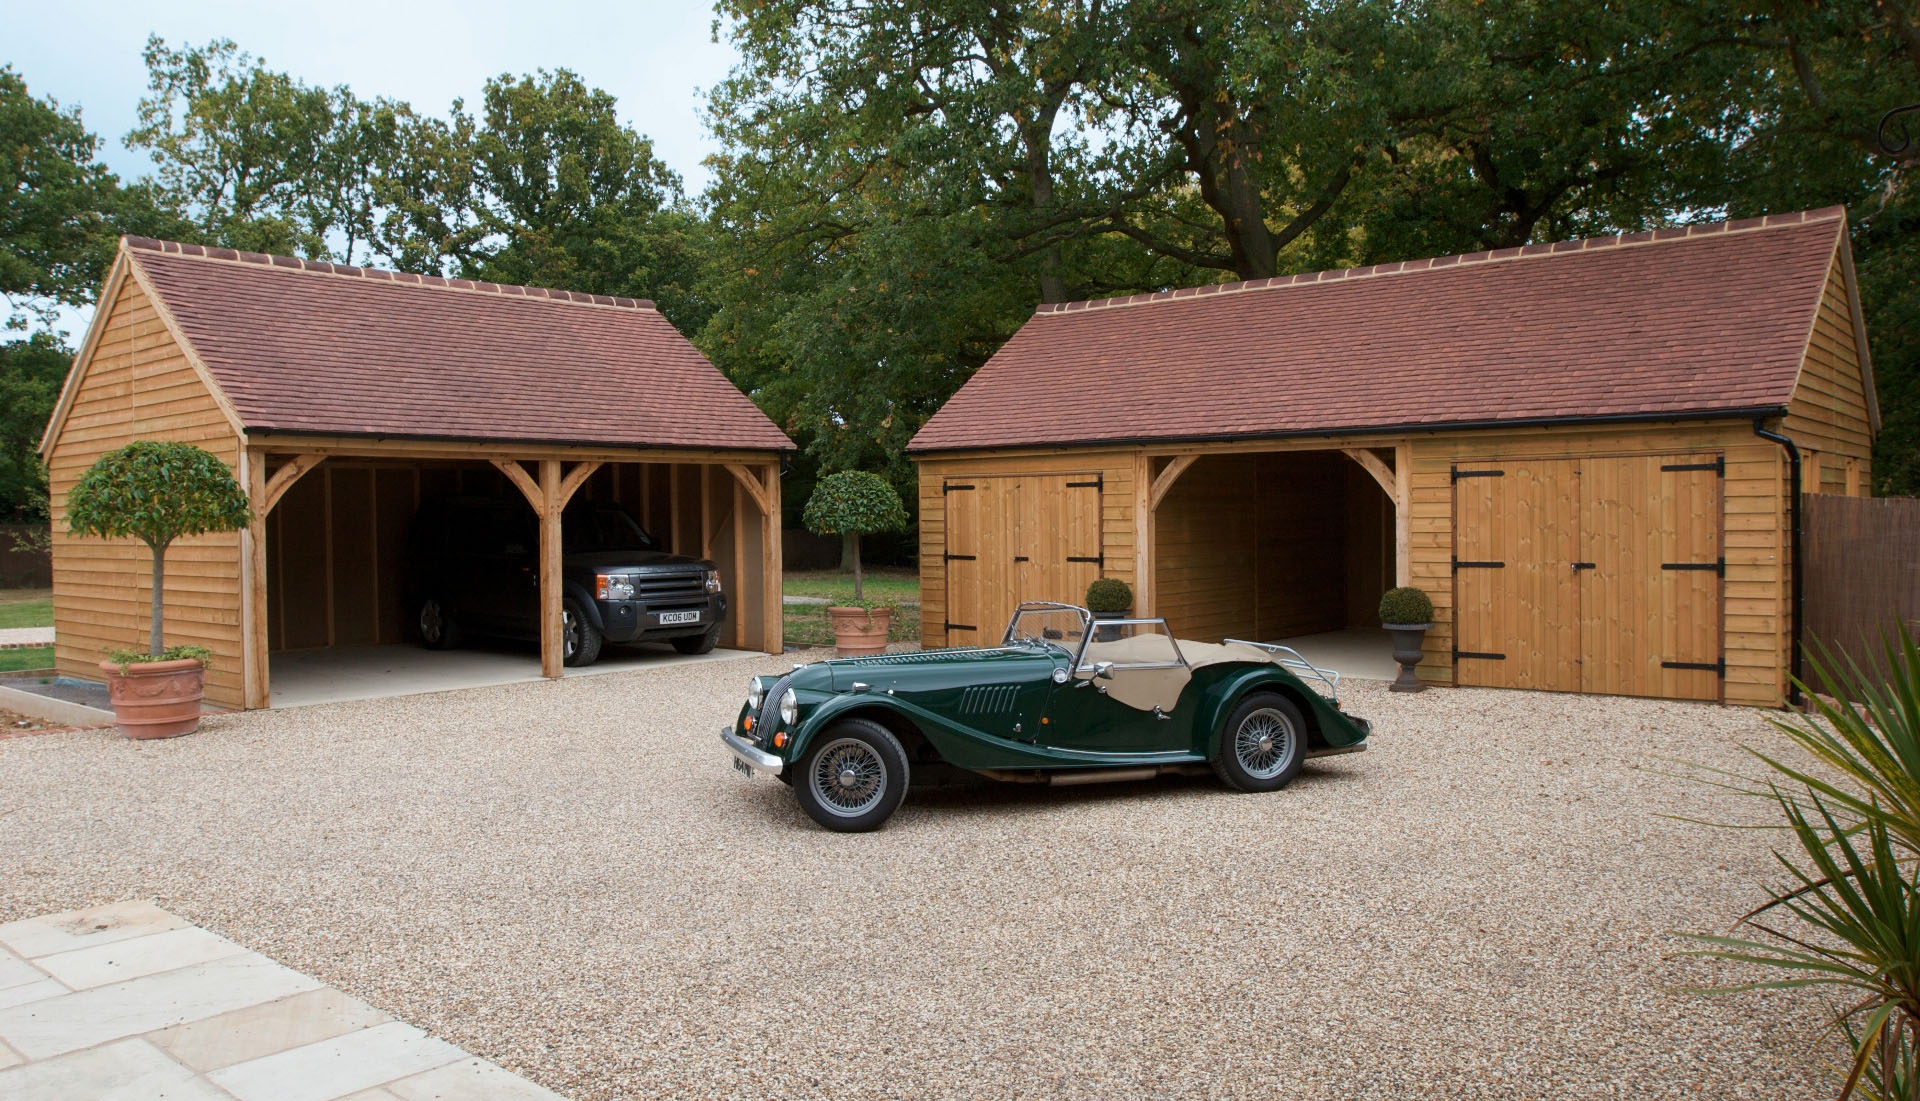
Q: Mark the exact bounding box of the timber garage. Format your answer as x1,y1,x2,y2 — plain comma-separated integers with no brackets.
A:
909,207,1877,707
39,237,792,709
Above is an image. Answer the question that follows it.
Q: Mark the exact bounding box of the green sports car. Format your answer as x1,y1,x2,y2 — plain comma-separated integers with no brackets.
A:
722,601,1372,831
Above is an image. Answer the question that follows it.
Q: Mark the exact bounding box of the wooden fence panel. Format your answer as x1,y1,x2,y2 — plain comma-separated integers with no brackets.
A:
1803,494,1920,691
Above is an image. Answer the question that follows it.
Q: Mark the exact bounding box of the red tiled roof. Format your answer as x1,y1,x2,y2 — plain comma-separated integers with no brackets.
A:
123,238,792,452
909,208,1848,452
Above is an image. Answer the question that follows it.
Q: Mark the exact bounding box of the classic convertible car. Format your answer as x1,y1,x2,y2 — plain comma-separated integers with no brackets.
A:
722,601,1371,831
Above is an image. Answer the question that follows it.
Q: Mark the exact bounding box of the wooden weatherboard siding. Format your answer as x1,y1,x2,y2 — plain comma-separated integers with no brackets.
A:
45,270,249,707
1786,251,1875,496
917,418,1796,707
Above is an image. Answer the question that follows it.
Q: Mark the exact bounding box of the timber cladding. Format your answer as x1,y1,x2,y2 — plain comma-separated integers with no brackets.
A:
45,275,249,706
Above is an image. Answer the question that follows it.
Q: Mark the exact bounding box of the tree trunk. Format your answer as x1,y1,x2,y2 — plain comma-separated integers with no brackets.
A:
840,530,857,574
148,538,169,656
851,532,865,603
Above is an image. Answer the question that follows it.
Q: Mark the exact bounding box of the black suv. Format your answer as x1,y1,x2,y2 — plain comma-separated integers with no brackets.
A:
405,495,727,666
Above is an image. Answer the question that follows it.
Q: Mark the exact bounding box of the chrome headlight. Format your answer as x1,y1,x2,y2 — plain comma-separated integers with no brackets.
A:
777,689,799,726
596,572,636,600
705,568,722,594
746,677,766,711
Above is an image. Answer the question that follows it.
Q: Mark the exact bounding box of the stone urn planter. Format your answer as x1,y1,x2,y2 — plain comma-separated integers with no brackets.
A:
1377,586,1435,694
1086,578,1134,641
828,606,891,657
99,657,206,739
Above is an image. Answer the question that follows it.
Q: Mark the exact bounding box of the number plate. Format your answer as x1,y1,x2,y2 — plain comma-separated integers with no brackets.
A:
731,757,753,778
659,610,702,625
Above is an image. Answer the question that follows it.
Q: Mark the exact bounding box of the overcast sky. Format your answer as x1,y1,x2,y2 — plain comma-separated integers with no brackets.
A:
6,0,742,338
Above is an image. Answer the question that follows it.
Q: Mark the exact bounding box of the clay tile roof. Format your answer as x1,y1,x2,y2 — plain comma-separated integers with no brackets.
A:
122,238,792,452
909,207,1849,453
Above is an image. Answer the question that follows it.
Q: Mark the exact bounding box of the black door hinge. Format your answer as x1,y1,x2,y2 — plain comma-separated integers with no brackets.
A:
1662,659,1726,676
1065,476,1102,490
945,622,978,632
1660,457,1725,475
944,553,975,562
1453,649,1507,660
1452,467,1505,482
1661,558,1725,577
944,482,976,493
1453,558,1505,571
1066,555,1104,565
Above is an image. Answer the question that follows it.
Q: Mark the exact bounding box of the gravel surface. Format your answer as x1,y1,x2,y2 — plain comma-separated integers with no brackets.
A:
0,654,1838,1098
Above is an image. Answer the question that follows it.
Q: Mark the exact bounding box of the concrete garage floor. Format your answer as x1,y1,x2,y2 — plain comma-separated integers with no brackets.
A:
268,642,760,708
1266,627,1398,682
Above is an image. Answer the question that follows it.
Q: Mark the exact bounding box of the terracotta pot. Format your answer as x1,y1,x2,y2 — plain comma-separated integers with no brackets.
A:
99,658,206,739
827,606,891,657
1382,623,1431,694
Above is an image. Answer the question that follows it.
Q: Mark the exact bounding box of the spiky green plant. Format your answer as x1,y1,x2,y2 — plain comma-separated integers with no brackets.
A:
1680,627,1920,1099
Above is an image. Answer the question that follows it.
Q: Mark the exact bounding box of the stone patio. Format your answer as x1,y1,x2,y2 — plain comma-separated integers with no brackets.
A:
0,900,564,1100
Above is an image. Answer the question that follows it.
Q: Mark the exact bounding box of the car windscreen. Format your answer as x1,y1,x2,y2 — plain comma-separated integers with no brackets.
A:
563,506,660,553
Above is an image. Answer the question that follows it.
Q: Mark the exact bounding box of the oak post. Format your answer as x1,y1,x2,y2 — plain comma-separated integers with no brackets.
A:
539,459,563,679
243,448,270,708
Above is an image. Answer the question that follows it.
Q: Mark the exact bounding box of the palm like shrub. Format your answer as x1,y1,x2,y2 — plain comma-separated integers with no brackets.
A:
1684,629,1920,1099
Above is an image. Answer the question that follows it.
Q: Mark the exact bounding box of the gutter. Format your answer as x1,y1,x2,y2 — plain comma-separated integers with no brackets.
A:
1751,418,1804,706
247,426,796,454
907,406,1792,456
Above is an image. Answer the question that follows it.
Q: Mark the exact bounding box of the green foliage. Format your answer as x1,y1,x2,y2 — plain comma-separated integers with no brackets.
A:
67,441,252,549
802,470,909,539
1085,578,1133,613
107,644,212,671
1679,630,1920,1099
0,67,175,328
0,333,68,518
1377,586,1434,626
69,441,252,655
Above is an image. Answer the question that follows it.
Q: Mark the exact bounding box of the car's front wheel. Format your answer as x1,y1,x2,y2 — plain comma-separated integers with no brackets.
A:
794,719,909,832
1213,692,1306,792
562,598,603,666
416,597,460,650
671,626,721,655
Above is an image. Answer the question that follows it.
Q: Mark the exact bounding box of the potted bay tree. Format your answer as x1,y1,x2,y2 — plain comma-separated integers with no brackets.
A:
1378,586,1434,694
803,469,908,656
67,440,253,738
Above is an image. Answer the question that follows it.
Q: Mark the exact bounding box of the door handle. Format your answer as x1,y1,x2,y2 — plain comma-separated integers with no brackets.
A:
1013,556,1030,562
1571,562,1595,571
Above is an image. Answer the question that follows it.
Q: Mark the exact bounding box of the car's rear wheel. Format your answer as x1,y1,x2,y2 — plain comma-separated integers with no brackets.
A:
562,598,603,666
671,626,721,655
1213,692,1306,793
794,719,909,832
416,597,460,650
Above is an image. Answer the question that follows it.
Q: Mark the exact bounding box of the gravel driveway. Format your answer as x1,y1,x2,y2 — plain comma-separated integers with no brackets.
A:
0,654,1834,1098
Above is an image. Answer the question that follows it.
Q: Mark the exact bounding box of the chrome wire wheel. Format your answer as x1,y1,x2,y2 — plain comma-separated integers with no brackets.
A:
1234,707,1297,780
808,737,889,818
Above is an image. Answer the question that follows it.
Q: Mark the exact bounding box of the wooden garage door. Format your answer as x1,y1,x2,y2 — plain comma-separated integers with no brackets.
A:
943,474,1103,646
1452,454,1724,701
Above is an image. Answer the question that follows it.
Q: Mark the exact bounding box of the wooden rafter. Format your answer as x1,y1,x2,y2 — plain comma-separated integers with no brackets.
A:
725,463,772,515
1340,448,1397,501
556,460,603,512
1148,454,1199,511
491,458,545,515
261,454,326,514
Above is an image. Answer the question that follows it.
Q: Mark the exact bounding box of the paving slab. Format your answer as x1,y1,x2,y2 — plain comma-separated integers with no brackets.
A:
0,901,569,1100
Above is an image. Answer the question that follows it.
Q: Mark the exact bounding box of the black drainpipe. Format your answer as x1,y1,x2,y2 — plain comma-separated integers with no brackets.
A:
1751,417,1804,706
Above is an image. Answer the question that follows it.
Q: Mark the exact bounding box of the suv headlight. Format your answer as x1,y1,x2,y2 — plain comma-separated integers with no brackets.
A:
705,568,722,594
777,689,799,726
746,677,766,711
596,573,635,600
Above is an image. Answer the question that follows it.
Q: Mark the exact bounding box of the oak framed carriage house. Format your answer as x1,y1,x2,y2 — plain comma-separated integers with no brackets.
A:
909,206,1877,708
39,237,792,710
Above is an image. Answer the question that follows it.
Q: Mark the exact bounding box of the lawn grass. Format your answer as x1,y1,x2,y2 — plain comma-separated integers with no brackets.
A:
781,568,920,604
0,588,52,630
781,568,921,649
0,645,54,673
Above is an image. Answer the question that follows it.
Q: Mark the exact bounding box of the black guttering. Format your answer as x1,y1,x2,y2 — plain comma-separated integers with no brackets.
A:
907,405,1791,455
246,426,796,453
1751,417,1805,706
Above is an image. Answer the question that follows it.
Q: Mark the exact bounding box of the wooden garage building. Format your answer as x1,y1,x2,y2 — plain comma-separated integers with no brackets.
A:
40,237,792,709
909,207,1876,707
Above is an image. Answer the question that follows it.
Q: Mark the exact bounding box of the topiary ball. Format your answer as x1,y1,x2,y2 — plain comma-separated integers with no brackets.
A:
1085,577,1133,613
1377,586,1434,626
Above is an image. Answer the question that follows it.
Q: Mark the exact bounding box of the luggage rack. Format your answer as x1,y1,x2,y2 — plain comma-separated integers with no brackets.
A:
1223,639,1341,700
